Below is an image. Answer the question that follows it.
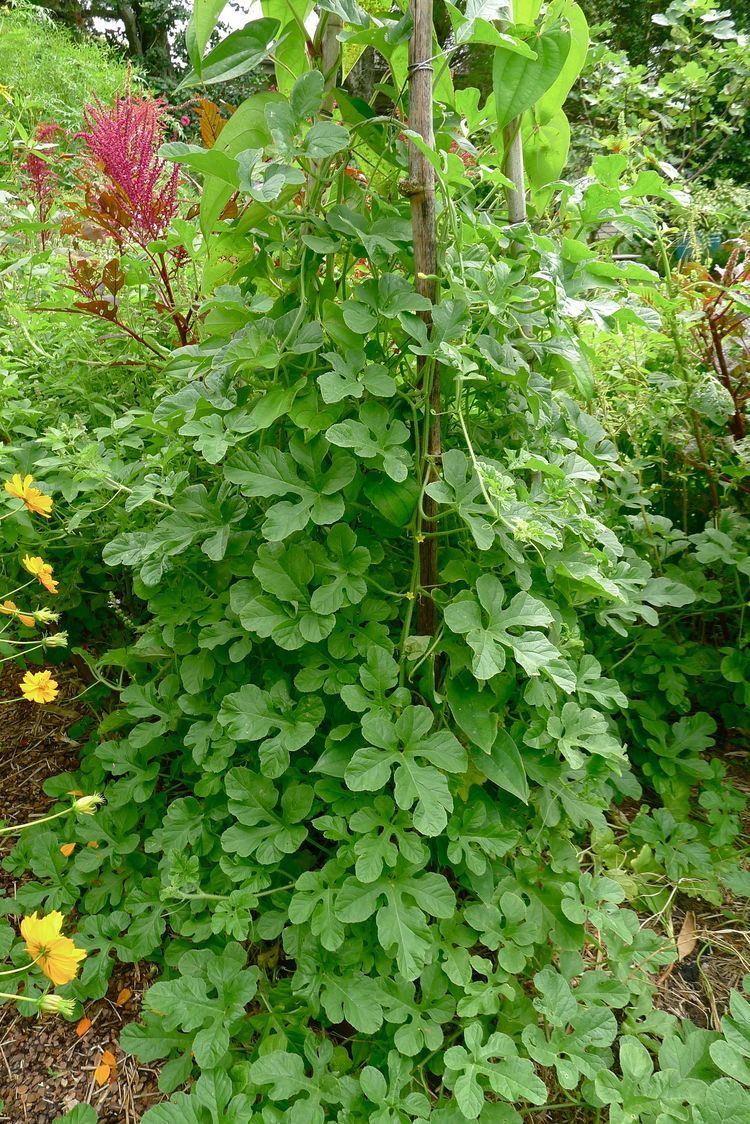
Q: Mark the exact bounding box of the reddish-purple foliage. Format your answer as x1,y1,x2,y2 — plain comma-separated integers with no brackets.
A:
25,122,64,241
78,94,179,246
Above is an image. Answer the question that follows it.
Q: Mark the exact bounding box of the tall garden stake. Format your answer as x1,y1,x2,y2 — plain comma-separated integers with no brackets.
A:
503,119,527,223
407,0,440,637
500,0,527,223
320,11,342,112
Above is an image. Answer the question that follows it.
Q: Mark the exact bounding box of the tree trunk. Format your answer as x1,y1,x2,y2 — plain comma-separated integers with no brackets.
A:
117,0,143,58
408,0,440,637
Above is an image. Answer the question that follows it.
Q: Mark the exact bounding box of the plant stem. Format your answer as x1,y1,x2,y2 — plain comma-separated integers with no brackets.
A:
0,805,73,836
0,990,41,1004
0,954,44,977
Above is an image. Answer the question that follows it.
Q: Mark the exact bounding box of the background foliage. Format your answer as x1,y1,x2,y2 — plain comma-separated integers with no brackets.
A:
0,5,128,128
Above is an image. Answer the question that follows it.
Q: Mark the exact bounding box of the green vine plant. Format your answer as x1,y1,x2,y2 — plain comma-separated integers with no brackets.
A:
4,0,750,1122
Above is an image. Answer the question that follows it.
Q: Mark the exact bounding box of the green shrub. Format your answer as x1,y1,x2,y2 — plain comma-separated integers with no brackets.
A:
0,4,128,130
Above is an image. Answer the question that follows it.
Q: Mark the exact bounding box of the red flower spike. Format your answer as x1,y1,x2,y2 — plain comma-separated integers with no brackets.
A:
25,122,64,245
78,95,179,247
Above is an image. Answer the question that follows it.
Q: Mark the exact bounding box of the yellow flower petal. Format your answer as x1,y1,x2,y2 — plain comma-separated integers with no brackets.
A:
4,475,53,518
21,910,64,948
94,1062,111,1087
39,937,87,985
22,555,58,595
20,669,59,704
21,911,86,985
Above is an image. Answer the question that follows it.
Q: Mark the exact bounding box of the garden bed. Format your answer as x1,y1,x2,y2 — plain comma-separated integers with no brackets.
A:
0,659,746,1121
0,668,164,1122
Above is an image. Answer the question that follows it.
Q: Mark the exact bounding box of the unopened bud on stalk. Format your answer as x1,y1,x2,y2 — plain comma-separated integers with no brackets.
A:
43,632,68,649
72,793,104,815
34,608,59,624
38,994,76,1017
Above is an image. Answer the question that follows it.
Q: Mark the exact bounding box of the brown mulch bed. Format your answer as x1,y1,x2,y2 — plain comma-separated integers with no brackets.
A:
0,667,165,1123
654,900,750,1031
0,965,164,1123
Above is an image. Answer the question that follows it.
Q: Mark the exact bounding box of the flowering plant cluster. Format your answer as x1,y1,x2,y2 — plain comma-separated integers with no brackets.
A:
0,474,67,706
15,91,196,350
77,94,179,248
65,90,195,347
0,793,102,1017
0,466,104,1020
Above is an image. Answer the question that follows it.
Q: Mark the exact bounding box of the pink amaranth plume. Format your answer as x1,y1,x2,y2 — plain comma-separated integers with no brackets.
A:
78,95,179,246
25,122,64,243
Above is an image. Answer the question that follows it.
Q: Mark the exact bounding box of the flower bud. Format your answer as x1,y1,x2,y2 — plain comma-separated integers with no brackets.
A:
72,793,104,815
34,608,59,624
39,994,76,1017
43,632,68,649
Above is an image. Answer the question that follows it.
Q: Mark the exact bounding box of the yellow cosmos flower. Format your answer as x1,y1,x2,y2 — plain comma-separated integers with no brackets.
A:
0,600,35,628
20,911,86,986
22,555,58,595
4,474,53,518
20,669,59,704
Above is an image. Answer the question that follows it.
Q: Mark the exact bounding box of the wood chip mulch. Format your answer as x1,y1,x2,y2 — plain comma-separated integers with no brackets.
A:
0,965,164,1123
0,666,166,1122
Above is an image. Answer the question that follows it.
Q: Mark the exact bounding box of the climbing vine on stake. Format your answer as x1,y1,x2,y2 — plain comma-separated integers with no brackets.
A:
9,1,750,1121
407,0,441,640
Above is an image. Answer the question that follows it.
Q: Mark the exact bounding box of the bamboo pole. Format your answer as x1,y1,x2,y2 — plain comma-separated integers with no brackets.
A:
407,0,440,637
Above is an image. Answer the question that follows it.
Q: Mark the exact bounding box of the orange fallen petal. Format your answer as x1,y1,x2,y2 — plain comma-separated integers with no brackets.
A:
60,843,76,857
115,988,132,1007
101,1049,117,1068
94,1062,110,1086
75,1016,92,1037
87,841,99,849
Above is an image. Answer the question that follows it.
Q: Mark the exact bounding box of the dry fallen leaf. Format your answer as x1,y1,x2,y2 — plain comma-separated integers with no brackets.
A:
94,1049,117,1086
115,987,132,1007
196,98,226,148
94,1062,111,1087
75,1016,92,1037
60,842,76,857
677,910,697,960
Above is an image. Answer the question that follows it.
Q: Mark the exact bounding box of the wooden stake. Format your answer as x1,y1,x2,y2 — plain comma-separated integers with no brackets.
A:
407,0,440,637
499,0,527,224
503,118,527,223
321,11,342,113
